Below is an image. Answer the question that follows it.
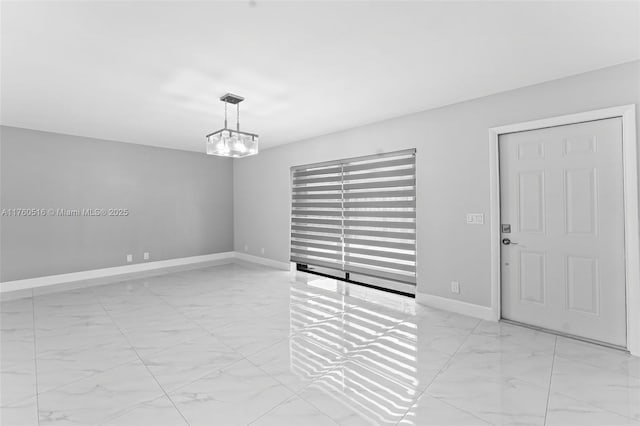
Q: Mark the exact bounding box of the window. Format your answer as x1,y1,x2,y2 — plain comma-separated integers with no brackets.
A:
291,149,416,295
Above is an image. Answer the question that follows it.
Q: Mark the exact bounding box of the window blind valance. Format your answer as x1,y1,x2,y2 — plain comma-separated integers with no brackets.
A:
290,149,416,285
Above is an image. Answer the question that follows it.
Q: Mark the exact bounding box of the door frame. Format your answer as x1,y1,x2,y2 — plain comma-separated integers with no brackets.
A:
488,104,639,355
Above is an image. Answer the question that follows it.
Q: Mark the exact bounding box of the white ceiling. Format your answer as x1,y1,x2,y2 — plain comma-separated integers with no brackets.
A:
1,1,639,152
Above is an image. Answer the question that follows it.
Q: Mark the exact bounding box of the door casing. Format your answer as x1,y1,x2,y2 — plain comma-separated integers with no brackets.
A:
488,104,639,356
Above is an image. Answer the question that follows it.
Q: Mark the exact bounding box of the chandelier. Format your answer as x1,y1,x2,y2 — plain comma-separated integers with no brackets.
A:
206,93,259,158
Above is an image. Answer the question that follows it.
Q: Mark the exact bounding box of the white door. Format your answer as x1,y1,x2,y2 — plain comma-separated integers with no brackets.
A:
499,117,626,347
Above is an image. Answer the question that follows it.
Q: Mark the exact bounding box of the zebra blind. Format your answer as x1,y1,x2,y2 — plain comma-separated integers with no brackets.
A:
291,149,416,285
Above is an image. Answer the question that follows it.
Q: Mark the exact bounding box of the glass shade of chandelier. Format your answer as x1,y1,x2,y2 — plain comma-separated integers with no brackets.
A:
206,93,259,158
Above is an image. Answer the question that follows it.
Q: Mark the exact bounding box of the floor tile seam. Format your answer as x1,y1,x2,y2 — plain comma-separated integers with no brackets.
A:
290,332,359,361
292,308,348,326
32,351,143,395
293,381,347,423
95,393,187,426
454,342,557,360
416,351,556,393
1,394,40,410
133,330,244,362
32,317,121,331
55,329,209,362
289,320,367,344
543,336,558,426
114,322,210,341
290,329,355,354
245,392,339,426
33,320,132,339
288,334,372,378
390,396,498,426
374,327,455,359
396,320,481,424
341,347,433,395
290,355,422,423
32,287,105,307
418,340,565,426
96,299,192,426
149,291,237,342
30,289,40,426
185,317,241,341
153,356,249,398
142,317,288,364
419,365,556,392
416,395,498,426
294,324,438,371
147,286,225,300
239,359,313,424
552,352,640,380
94,393,180,426
288,349,355,392
132,290,251,356
328,304,414,325
295,381,394,426
294,313,400,342
549,386,640,422
228,334,292,360
243,347,346,396
96,283,176,304
376,314,470,333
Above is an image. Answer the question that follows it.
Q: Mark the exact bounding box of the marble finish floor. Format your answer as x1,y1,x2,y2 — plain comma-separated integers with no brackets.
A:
1,262,639,426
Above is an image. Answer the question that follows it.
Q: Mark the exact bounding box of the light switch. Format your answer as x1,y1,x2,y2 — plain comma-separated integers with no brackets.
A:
466,213,484,225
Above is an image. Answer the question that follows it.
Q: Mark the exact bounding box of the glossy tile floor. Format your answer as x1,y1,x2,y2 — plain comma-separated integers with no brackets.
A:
1,262,639,426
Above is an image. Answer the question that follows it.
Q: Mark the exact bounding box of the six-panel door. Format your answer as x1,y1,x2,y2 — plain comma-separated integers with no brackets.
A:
499,117,626,347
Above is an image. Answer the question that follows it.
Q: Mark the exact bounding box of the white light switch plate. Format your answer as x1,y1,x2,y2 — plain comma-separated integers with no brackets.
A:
466,213,484,225
126,254,133,263
143,252,149,260
451,281,460,294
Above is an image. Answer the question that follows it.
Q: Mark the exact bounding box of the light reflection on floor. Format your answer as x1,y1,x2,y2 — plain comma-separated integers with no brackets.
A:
290,274,422,425
2,263,639,425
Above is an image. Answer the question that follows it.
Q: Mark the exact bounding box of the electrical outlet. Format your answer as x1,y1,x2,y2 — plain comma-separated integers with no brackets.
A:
261,248,265,255
450,281,460,294
143,252,149,260
244,244,248,252
126,254,133,263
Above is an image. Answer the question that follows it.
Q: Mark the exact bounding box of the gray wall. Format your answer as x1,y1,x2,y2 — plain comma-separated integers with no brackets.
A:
0,126,234,281
233,60,640,308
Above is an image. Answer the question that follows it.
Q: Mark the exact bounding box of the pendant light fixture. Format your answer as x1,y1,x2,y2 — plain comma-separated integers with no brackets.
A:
205,93,259,158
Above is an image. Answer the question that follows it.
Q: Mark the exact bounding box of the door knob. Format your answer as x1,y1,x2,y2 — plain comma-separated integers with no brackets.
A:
502,238,518,245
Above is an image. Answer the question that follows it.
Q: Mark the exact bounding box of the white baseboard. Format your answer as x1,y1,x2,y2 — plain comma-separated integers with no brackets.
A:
0,251,295,299
233,252,292,271
0,252,236,294
416,292,497,321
